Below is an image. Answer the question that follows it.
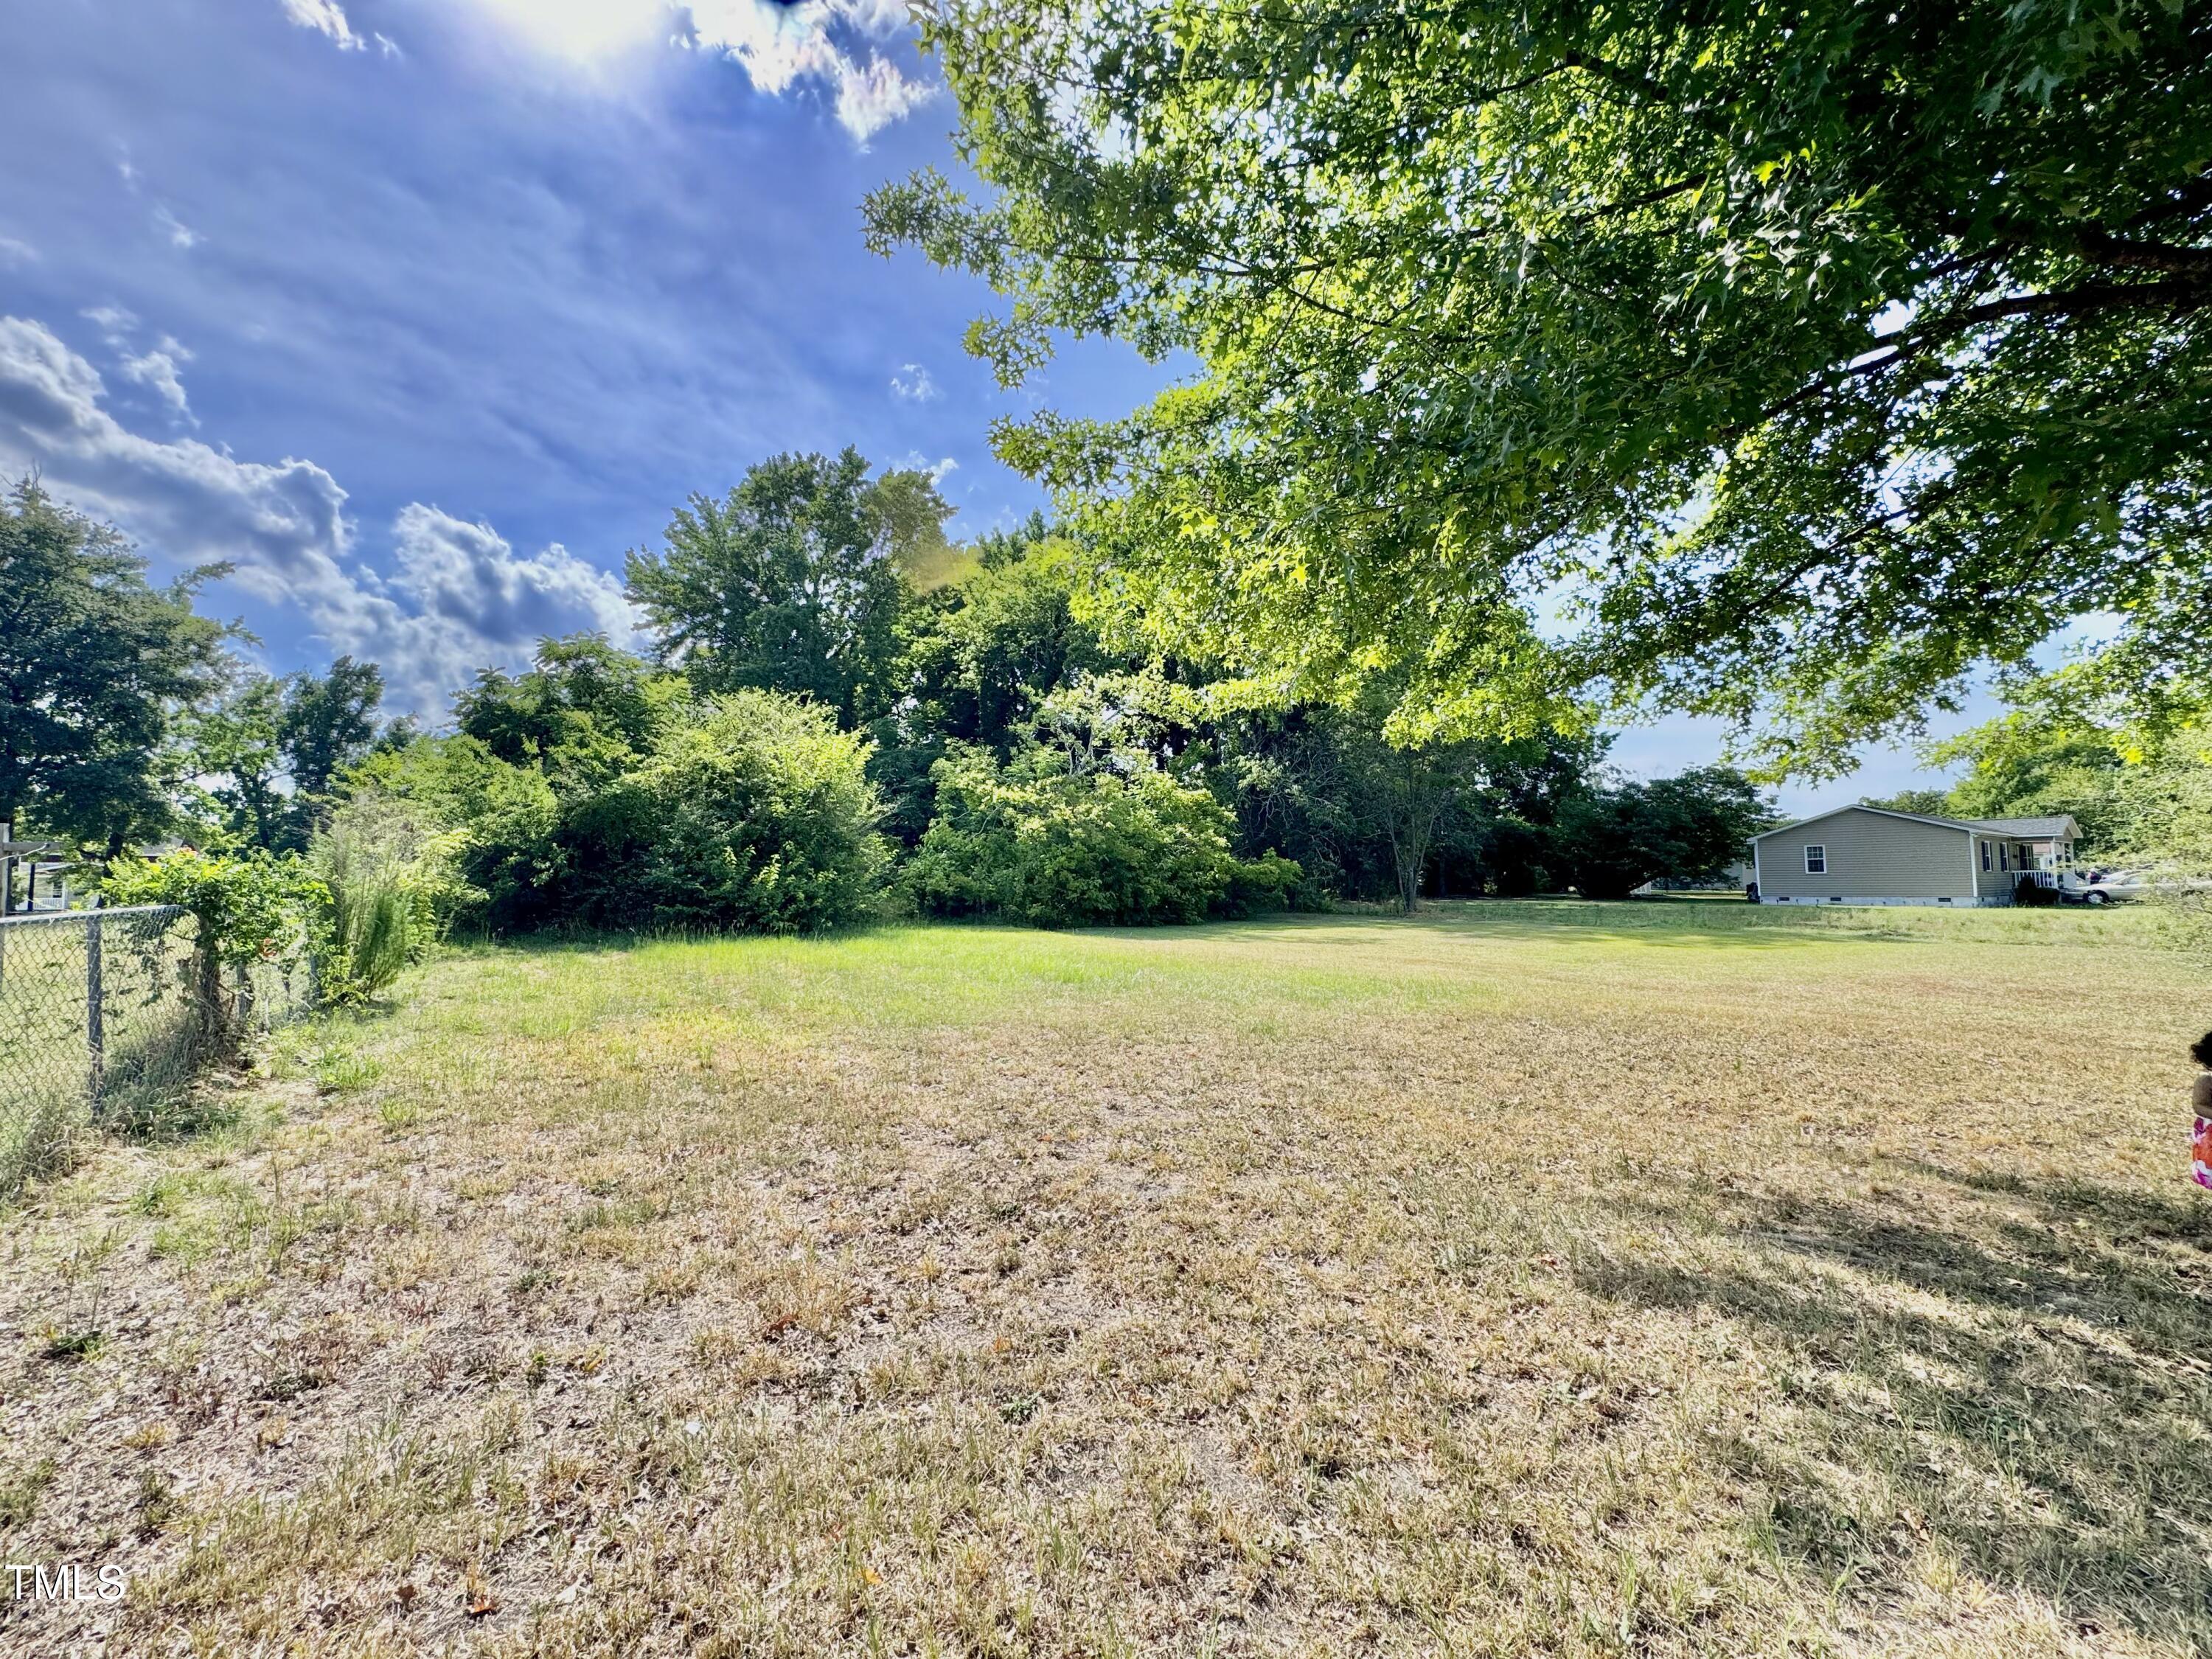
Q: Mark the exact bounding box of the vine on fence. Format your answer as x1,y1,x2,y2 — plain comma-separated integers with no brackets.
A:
101,849,329,1044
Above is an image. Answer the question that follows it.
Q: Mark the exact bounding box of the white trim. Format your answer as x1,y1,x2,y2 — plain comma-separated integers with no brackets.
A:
1752,836,1764,897
1803,843,1827,874
1751,803,1979,842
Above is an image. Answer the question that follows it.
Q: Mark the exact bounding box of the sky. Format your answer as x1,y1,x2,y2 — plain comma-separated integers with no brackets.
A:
0,0,1963,815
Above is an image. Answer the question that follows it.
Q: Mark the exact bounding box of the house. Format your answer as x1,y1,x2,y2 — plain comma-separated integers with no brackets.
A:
1750,806,2081,907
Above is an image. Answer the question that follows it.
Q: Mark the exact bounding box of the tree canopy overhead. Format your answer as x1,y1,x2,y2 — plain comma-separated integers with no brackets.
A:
867,0,2212,776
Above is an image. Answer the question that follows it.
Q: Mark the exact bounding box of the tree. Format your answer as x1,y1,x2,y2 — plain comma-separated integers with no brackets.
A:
185,655,386,852
0,481,229,858
869,533,1121,842
1859,789,1956,818
571,691,891,934
454,634,674,789
869,0,2212,775
905,739,1295,927
184,669,288,852
625,453,945,728
281,655,383,804
1896,667,2212,863
1553,769,1774,900
1327,708,1488,914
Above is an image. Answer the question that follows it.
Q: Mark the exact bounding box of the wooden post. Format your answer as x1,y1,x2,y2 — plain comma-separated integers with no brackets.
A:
86,908,105,1113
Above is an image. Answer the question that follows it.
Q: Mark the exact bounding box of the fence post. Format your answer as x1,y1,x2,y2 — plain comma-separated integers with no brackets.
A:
86,908,105,1114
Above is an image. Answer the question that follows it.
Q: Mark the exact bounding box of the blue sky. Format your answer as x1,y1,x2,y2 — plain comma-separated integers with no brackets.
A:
0,0,1959,813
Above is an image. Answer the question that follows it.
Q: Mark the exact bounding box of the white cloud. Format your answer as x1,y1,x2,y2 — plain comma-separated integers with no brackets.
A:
830,52,935,142
119,347,196,424
0,316,642,716
0,236,35,268
391,504,637,650
897,449,959,487
453,0,934,142
281,0,364,50
889,362,938,403
155,206,202,250
685,1,934,142
83,310,197,423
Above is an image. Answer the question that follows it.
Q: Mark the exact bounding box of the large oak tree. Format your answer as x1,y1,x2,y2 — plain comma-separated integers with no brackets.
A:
867,0,2212,775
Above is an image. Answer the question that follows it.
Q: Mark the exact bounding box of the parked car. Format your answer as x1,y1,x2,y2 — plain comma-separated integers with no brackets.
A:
2065,869,2152,906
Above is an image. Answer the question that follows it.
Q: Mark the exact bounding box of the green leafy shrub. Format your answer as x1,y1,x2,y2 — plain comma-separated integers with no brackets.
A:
100,846,327,1067
905,745,1298,928
574,690,891,933
312,793,472,1004
344,734,563,931
102,846,325,971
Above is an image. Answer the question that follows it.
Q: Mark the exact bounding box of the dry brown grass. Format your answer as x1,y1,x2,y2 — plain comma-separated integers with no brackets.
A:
1,901,2207,1656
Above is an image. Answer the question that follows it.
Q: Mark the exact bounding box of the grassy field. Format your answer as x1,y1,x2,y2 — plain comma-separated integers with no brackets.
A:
1,901,2207,1657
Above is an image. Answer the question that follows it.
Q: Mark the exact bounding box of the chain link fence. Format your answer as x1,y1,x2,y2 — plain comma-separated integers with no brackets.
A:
0,907,314,1197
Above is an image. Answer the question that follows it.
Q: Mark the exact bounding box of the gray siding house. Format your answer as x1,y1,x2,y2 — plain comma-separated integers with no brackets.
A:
1751,807,2081,907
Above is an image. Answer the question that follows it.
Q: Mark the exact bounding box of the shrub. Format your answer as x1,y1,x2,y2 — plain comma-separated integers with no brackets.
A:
312,793,472,1004
102,846,324,972
905,745,1298,928
100,846,327,1059
576,690,891,933
344,735,563,932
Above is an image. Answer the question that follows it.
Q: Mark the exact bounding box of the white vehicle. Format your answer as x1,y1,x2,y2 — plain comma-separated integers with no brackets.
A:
2065,868,2152,906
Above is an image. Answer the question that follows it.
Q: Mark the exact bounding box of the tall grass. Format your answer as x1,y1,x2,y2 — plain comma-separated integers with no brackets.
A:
312,793,465,1003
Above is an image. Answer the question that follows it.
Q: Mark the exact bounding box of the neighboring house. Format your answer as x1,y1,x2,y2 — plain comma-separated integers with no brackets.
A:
1750,807,2081,907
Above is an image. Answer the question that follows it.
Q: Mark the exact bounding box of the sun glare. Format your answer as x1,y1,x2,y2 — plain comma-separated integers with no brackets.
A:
467,0,676,63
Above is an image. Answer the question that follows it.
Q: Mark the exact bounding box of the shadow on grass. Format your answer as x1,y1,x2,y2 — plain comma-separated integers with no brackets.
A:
1172,902,1906,953
1575,1172,2212,1646
429,902,1980,966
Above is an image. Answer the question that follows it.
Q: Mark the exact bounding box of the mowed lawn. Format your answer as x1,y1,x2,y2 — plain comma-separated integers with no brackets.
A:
2,903,2208,1658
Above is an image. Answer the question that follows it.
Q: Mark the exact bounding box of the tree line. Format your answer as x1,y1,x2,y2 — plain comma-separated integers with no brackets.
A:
1,464,1776,934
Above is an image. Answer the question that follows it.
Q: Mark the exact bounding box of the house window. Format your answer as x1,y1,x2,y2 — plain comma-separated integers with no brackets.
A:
1804,844,1826,874
2000,844,2009,872
1980,841,1992,872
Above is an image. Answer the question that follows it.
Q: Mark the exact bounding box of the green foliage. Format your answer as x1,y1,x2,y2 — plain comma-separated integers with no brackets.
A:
0,480,229,850
905,742,1295,928
454,633,678,784
311,793,470,1004
347,734,562,931
1902,669,2212,872
1857,789,1955,818
625,451,939,727
1220,699,1613,906
1551,768,1774,901
363,677,888,936
869,537,1127,842
179,655,385,853
102,846,324,971
580,691,891,933
870,0,2212,776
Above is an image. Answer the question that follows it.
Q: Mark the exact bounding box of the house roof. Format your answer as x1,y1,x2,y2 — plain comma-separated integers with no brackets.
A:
1750,804,1972,841
1753,804,2082,844
1966,815,2080,841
